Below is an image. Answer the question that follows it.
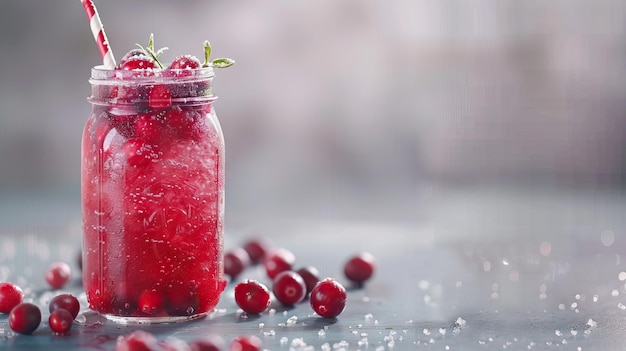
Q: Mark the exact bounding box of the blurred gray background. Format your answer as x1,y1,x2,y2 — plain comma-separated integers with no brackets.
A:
1,0,625,233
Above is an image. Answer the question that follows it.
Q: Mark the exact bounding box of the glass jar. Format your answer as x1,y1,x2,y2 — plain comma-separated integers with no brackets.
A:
81,66,226,323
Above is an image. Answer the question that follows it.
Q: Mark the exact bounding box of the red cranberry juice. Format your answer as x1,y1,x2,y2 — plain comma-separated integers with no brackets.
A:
82,67,225,319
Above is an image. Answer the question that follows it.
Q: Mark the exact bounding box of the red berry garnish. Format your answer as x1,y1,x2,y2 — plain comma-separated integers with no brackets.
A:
48,309,73,334
120,56,157,71
242,238,270,265
116,330,161,351
0,282,24,314
45,261,72,289
230,335,262,351
169,55,201,72
138,289,164,315
224,248,251,279
9,303,41,335
234,280,271,314
49,294,80,319
272,271,306,306
264,248,295,280
296,266,320,296
310,278,347,318
344,252,376,285
117,48,148,68
189,335,226,351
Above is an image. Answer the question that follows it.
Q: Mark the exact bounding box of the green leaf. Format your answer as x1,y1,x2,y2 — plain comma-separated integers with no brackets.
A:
210,58,235,68
202,40,212,67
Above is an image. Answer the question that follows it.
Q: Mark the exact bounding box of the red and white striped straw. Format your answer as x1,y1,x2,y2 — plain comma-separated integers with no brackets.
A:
81,0,116,68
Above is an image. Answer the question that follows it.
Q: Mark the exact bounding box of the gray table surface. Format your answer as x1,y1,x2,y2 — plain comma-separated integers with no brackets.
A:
1,184,626,350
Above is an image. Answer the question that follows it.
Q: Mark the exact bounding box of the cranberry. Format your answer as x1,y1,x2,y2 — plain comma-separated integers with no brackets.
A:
9,303,41,335
230,335,262,351
264,248,295,280
166,284,200,316
169,55,201,71
148,84,172,109
242,238,270,265
234,280,271,314
344,252,376,285
120,56,157,71
45,261,72,289
296,266,320,296
115,330,161,351
133,113,162,142
117,48,148,68
272,271,306,306
48,309,73,334
0,282,24,314
189,335,226,351
49,294,80,319
139,289,164,315
310,278,347,318
224,247,251,279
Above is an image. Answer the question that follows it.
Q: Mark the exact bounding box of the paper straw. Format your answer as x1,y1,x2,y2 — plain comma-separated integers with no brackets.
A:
81,0,116,68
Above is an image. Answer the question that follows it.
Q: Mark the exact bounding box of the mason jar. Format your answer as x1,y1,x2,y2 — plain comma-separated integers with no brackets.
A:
81,65,226,323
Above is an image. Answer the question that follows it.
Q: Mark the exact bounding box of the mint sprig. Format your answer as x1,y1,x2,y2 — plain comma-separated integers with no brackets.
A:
202,41,235,68
135,33,168,69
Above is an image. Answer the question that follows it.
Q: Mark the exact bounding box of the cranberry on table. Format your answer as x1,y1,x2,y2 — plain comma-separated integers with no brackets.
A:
242,238,270,265
48,309,73,335
224,247,251,280
0,282,24,314
9,303,41,335
310,278,347,318
116,330,161,351
49,294,80,319
272,271,306,306
234,280,271,314
45,261,72,289
264,248,295,280
296,266,321,296
344,252,376,285
189,334,226,351
230,335,262,351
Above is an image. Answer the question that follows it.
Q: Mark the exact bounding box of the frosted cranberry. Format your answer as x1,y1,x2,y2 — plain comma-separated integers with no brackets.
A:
49,294,80,319
45,261,72,289
189,335,226,351
115,330,160,351
234,280,271,314
344,252,376,284
242,238,270,265
160,337,191,351
272,271,306,306
148,84,172,109
230,335,262,351
264,248,295,279
48,309,73,334
310,278,347,318
224,247,251,279
0,282,24,313
117,48,147,68
9,303,41,335
296,266,320,295
169,55,201,71
139,289,164,315
120,56,157,71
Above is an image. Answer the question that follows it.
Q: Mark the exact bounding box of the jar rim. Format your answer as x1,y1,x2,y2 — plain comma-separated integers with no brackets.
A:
90,65,215,82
